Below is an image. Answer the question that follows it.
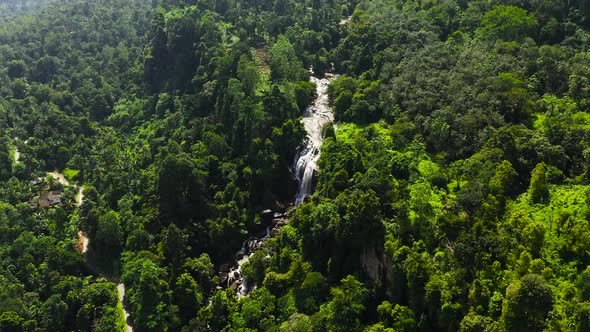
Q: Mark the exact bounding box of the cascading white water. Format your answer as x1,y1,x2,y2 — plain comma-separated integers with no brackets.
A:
294,75,335,205
225,72,336,298
227,227,271,298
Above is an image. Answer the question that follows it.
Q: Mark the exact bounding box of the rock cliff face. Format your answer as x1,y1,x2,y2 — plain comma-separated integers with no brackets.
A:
361,247,395,296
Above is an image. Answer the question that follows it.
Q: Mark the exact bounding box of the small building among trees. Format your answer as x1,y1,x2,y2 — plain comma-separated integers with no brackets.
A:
30,190,62,208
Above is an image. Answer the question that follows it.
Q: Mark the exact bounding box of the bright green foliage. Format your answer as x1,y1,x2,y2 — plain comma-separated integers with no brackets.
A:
0,311,25,332
294,271,329,314
495,72,535,123
269,36,307,82
0,0,589,330
317,275,368,332
529,162,550,204
95,210,122,258
477,6,537,41
237,54,259,97
489,160,518,197
377,301,417,331
293,81,316,111
279,313,312,332
502,274,553,332
231,288,277,329
173,273,203,323
183,253,216,296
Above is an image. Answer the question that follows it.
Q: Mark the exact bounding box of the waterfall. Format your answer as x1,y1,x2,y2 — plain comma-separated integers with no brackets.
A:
294,75,335,205
224,72,336,298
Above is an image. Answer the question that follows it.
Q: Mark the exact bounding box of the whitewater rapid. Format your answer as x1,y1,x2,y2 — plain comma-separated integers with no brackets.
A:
294,75,335,205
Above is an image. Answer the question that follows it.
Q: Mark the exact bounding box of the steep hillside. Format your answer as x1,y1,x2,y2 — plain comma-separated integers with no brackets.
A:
0,0,589,331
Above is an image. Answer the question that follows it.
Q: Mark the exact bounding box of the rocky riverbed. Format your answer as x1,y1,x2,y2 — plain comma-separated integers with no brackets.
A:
221,72,337,298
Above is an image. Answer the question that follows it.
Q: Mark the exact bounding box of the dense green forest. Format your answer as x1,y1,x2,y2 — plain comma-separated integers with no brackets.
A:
0,0,589,331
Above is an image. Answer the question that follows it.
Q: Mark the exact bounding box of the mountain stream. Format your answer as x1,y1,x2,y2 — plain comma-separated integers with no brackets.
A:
224,72,336,298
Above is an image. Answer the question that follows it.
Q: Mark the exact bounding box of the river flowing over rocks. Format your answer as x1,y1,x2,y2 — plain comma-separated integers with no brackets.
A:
224,73,336,298
294,74,336,205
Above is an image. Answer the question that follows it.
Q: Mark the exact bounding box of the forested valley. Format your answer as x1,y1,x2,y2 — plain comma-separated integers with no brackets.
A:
0,0,589,331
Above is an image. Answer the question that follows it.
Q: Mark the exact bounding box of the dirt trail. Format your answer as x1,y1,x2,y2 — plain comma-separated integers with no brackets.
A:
77,231,133,332
48,171,84,208
70,176,130,331
76,187,84,207
48,171,69,185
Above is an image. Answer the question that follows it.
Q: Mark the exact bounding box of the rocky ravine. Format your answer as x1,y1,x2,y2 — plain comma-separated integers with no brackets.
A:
223,72,337,298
